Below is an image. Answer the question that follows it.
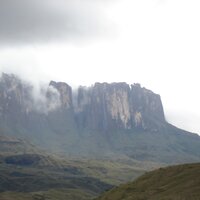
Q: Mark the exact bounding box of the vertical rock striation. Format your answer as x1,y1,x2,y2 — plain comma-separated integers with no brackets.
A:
75,82,165,131
49,81,73,110
130,83,165,129
0,73,33,120
0,73,200,163
0,73,165,134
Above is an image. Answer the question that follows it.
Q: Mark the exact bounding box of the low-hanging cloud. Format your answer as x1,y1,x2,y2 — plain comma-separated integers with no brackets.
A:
0,0,106,45
0,73,62,114
31,84,62,114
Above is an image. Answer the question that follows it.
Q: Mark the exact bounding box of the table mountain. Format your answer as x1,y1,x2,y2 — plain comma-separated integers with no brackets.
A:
0,73,199,164
75,82,165,130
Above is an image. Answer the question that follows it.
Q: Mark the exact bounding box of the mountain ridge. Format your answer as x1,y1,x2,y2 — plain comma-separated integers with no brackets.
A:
0,72,199,164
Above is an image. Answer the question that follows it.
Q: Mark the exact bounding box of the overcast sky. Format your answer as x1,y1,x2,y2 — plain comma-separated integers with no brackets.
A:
0,0,200,134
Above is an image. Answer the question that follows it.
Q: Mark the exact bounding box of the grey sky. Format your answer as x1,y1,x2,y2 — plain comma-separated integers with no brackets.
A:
0,0,105,45
0,0,200,134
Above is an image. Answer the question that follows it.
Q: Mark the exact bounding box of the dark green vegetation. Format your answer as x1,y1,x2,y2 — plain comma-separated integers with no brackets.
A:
0,135,160,200
0,155,157,200
96,163,200,200
0,153,111,200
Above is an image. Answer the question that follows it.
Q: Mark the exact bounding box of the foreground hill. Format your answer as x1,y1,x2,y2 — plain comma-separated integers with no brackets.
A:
96,163,200,200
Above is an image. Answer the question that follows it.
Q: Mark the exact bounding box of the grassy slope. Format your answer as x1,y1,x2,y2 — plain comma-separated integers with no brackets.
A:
0,156,111,200
0,135,162,200
96,163,200,200
0,157,160,200
110,124,200,164
67,158,161,185
0,136,106,200
0,189,94,200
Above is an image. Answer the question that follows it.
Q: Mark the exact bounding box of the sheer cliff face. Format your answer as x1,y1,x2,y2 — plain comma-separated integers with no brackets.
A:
1,73,200,163
0,73,33,118
0,76,73,116
130,84,165,129
75,83,165,130
0,73,165,132
49,81,72,110
76,83,131,130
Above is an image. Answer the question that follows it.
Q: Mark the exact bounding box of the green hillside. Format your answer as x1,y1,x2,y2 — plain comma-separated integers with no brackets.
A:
0,134,163,200
96,163,200,200
0,154,113,200
0,154,159,200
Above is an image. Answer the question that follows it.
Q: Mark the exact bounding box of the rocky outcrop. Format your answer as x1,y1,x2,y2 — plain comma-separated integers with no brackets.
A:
49,81,73,110
0,73,33,120
75,82,165,131
130,83,165,129
0,73,200,164
0,74,74,116
0,73,165,132
75,83,130,130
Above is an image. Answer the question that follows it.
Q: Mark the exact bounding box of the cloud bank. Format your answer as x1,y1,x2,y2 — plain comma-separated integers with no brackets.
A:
0,0,105,45
31,83,62,114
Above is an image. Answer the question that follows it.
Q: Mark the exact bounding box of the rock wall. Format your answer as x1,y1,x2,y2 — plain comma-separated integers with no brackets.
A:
75,82,165,130
49,81,72,110
0,73,165,133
